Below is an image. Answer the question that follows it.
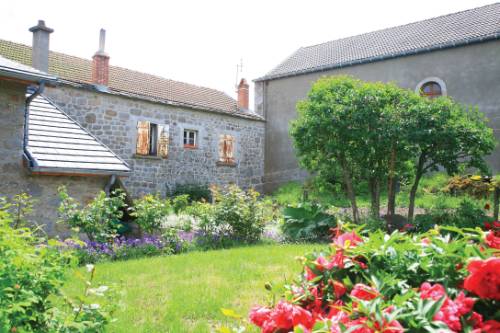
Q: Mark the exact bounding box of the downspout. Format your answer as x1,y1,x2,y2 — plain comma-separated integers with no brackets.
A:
105,174,117,196
24,81,46,169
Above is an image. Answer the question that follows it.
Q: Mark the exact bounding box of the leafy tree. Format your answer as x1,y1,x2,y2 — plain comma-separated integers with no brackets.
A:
404,98,496,221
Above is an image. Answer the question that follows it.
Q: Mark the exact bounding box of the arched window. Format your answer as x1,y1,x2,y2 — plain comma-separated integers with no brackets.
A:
420,81,442,98
415,77,447,98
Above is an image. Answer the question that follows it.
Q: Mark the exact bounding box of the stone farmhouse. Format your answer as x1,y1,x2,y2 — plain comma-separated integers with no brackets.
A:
255,3,500,191
0,21,264,234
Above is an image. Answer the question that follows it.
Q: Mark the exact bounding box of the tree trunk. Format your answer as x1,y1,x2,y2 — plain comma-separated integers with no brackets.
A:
386,148,397,225
408,154,426,223
494,187,499,221
369,177,380,218
340,156,360,223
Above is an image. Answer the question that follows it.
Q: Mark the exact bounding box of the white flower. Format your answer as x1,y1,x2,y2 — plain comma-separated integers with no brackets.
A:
85,264,95,273
90,303,100,310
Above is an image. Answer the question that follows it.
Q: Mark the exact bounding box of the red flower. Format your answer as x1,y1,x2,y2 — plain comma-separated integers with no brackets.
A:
350,283,379,301
305,267,317,281
249,306,272,327
464,258,500,300
479,320,500,333
334,231,363,248
468,311,483,330
272,301,314,330
485,231,500,249
332,280,347,299
485,222,492,230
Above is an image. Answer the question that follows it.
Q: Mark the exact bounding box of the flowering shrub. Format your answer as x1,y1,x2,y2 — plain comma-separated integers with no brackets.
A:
245,225,499,333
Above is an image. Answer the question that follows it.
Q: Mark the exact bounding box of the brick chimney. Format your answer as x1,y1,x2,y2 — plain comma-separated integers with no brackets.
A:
237,78,249,110
29,20,53,72
92,29,110,87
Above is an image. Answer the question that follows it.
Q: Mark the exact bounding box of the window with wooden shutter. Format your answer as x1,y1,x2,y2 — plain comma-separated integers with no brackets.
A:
136,121,150,155
219,134,235,164
157,125,170,158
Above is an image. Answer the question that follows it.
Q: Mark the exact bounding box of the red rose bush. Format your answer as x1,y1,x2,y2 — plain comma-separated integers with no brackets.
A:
246,226,499,333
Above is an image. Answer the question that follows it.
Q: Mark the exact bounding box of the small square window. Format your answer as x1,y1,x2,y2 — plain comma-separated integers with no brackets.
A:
183,129,198,148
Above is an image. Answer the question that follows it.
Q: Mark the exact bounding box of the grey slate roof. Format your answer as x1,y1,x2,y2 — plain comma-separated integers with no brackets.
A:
0,55,56,82
257,3,500,81
25,92,130,175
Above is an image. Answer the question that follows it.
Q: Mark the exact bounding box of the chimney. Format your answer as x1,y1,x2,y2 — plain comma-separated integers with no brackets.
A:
29,20,54,72
92,29,110,87
237,78,249,110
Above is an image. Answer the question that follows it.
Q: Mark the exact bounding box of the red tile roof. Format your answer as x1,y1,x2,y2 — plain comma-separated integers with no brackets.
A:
0,39,261,119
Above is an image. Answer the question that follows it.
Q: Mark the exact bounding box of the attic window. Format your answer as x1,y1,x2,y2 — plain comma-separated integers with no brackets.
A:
136,121,169,158
420,81,442,98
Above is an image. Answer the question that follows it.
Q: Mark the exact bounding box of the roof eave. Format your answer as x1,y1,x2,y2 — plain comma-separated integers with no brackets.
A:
254,33,500,82
28,165,131,177
0,67,57,84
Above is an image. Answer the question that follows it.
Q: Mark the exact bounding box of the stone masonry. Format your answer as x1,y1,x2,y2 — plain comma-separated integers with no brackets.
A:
0,80,109,235
44,84,265,197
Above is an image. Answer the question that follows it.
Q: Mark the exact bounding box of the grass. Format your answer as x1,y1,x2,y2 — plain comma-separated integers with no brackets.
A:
272,173,487,211
63,244,321,333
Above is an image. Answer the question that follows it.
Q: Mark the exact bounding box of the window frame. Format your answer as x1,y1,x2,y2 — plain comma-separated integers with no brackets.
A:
415,77,447,98
183,129,198,149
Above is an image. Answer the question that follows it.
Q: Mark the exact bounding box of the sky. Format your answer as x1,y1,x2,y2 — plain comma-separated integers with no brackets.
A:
0,0,494,105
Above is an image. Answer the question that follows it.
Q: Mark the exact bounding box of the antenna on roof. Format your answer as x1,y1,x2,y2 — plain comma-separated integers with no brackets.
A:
235,58,243,89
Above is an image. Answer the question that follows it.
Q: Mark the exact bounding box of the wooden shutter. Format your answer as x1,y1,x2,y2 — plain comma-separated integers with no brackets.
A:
157,125,170,158
219,134,235,163
136,121,150,155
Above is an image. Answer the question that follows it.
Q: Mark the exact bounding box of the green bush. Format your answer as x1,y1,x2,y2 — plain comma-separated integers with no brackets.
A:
281,203,337,241
172,183,211,202
58,187,127,242
130,194,171,234
0,205,115,332
187,185,267,249
415,197,492,231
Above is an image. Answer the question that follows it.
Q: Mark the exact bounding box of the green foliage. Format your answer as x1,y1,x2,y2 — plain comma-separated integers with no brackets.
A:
172,183,212,202
130,194,171,234
0,205,115,332
3,193,37,229
58,187,127,243
415,197,492,232
290,75,496,222
187,185,268,249
281,203,337,242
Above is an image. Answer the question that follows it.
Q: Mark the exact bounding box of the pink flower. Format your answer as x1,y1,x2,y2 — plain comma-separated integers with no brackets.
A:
419,282,446,300
334,231,363,248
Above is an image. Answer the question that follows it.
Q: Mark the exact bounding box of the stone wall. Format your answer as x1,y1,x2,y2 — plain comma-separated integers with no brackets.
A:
0,80,109,235
258,40,500,192
44,85,266,197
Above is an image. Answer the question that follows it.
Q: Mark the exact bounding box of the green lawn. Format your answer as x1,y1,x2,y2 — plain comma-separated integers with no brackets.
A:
63,244,321,333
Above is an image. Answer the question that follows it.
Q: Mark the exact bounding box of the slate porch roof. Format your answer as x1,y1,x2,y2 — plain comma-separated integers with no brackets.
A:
257,3,500,81
25,91,130,175
0,39,261,119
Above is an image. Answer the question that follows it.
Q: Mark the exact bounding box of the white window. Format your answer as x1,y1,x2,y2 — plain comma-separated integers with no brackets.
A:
183,129,198,148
